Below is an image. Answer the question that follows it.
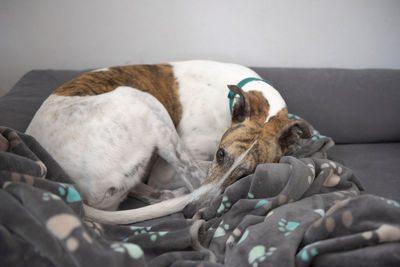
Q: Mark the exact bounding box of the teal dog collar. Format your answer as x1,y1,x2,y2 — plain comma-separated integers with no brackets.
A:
228,77,273,115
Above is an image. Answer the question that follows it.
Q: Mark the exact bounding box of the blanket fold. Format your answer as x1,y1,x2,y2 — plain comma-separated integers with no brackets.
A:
0,126,399,267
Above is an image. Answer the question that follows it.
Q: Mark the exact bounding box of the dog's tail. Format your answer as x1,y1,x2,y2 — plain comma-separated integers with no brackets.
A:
83,193,192,224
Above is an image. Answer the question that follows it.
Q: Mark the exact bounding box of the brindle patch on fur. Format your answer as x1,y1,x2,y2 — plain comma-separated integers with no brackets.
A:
265,108,290,134
246,90,270,123
206,107,304,187
230,89,270,126
54,64,182,126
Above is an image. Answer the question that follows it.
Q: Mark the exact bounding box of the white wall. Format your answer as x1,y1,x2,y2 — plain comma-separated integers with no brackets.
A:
1,0,399,95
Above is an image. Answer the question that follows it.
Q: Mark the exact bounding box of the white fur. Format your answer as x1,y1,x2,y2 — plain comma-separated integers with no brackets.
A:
240,80,286,122
90,67,110,72
26,60,287,223
27,86,204,210
27,87,167,209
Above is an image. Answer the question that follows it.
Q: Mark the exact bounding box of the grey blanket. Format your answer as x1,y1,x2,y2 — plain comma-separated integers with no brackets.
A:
1,125,399,267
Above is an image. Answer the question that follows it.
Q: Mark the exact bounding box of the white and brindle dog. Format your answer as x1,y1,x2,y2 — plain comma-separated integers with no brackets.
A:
26,60,311,224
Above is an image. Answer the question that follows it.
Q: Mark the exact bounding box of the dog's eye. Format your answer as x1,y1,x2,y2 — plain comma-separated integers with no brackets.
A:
216,148,225,164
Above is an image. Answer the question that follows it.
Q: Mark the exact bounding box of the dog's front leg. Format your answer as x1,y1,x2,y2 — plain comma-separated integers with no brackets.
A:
156,127,207,192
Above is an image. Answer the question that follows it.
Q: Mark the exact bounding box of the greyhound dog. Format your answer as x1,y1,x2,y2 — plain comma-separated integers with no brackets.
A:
26,60,310,224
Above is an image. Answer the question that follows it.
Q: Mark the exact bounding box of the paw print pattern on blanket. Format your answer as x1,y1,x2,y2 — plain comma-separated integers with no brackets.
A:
1,127,48,179
254,199,269,209
46,213,93,252
297,195,400,266
127,226,168,242
213,220,230,239
321,161,343,188
236,229,249,245
42,192,61,201
58,183,81,203
299,242,320,262
278,218,300,237
111,243,143,259
217,195,232,214
248,245,277,267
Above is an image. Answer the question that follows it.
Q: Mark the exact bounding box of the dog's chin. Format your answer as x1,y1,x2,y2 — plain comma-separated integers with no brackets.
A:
220,172,249,193
236,172,252,183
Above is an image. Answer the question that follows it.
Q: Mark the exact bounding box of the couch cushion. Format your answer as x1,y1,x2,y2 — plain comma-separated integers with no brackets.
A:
328,142,400,202
253,67,400,144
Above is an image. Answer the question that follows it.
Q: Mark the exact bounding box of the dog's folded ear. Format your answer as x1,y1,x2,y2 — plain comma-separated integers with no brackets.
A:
227,85,250,124
276,120,312,150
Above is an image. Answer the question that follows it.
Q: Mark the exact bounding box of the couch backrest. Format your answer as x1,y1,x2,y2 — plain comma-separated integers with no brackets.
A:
1,67,399,143
0,70,86,132
252,67,400,144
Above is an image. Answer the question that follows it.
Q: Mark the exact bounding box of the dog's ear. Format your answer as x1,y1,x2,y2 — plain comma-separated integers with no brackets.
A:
276,120,312,151
227,85,250,124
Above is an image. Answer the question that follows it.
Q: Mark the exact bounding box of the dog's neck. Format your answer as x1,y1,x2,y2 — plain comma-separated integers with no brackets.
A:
228,77,273,114
228,77,285,123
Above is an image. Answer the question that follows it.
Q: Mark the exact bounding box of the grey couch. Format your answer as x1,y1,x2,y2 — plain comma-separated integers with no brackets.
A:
1,66,400,267
1,67,399,201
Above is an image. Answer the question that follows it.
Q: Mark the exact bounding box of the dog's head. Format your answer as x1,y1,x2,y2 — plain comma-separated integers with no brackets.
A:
204,85,311,191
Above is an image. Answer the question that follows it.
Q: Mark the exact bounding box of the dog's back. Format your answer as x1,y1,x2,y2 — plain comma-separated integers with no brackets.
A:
54,64,183,126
